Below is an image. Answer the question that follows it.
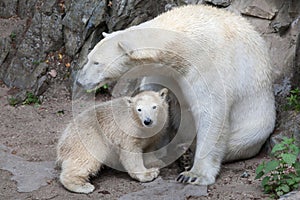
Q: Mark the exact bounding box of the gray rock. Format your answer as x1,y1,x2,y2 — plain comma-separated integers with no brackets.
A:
292,27,300,88
0,37,11,67
62,0,107,56
17,0,38,19
0,144,56,193
280,191,300,200
271,2,293,36
241,0,279,20
0,0,18,18
107,0,165,32
119,177,207,200
269,111,300,150
205,0,231,7
1,1,63,97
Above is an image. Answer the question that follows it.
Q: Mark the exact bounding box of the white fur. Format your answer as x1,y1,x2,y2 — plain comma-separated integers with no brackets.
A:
57,89,169,193
76,5,276,185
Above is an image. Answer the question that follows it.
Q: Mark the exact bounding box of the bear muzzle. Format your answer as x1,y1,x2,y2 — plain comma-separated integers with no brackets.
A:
143,118,153,126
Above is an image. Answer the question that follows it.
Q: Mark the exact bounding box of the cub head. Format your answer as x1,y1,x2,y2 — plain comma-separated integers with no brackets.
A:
126,88,169,129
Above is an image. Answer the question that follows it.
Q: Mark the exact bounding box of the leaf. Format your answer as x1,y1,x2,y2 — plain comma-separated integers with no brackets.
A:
290,145,300,155
271,143,286,154
265,160,280,173
286,179,295,186
262,176,270,187
276,190,283,197
282,153,297,165
280,184,290,193
256,163,265,175
255,171,264,179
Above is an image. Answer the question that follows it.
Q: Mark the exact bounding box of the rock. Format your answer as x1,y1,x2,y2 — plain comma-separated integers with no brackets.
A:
0,144,56,193
17,0,39,19
279,190,300,200
292,29,300,88
0,37,11,67
269,111,300,150
241,0,279,20
271,2,293,36
1,1,63,97
62,0,107,56
107,0,166,32
205,0,231,7
119,177,207,200
0,0,18,18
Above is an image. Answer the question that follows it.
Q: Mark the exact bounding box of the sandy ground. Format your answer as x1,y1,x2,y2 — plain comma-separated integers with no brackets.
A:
0,81,273,200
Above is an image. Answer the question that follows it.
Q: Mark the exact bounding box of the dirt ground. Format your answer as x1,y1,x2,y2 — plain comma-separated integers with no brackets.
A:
0,81,274,200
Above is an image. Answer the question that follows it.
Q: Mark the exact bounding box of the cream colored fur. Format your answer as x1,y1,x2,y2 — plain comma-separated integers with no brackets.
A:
76,5,276,186
57,89,169,193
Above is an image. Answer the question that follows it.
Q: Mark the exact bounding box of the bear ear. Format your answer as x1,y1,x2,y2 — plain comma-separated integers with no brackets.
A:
118,41,134,57
118,41,158,60
102,32,109,38
124,96,133,106
159,88,168,100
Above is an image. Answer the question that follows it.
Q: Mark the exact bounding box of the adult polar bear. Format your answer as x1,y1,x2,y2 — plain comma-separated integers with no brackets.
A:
76,5,276,185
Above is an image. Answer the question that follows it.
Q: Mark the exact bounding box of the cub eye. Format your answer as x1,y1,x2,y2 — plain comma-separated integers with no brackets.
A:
93,62,99,65
137,108,142,112
152,106,157,109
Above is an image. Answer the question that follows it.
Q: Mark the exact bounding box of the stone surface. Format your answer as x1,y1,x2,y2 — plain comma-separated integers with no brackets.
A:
205,0,231,7
62,0,107,56
17,0,39,19
0,0,18,18
0,0,299,145
107,0,165,32
269,111,300,149
241,0,279,20
119,177,207,200
1,1,64,100
0,144,55,192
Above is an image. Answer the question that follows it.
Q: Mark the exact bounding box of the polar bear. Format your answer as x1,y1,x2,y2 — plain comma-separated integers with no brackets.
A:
76,5,276,186
56,88,169,193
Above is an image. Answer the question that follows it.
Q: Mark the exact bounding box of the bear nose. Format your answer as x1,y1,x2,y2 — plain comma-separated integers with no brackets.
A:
143,118,152,126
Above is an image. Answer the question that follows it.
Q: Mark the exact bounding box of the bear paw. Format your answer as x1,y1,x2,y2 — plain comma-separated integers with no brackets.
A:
71,182,95,194
130,168,160,182
176,171,215,185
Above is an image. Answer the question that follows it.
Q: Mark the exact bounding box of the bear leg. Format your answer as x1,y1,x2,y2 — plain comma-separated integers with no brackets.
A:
120,150,160,182
59,159,101,194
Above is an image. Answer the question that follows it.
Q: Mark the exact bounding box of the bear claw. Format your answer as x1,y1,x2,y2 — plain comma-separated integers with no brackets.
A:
176,171,215,185
176,172,199,184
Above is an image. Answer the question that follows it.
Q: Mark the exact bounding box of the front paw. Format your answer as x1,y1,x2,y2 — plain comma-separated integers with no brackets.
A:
129,168,160,182
176,171,215,185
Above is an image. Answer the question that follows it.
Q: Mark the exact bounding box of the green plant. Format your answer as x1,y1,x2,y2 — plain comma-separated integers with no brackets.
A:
255,137,300,198
286,88,300,112
86,84,109,94
23,92,41,105
32,60,42,65
8,97,18,107
10,32,16,40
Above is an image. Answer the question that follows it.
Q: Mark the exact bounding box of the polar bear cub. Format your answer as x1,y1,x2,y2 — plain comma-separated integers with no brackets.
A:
56,88,169,194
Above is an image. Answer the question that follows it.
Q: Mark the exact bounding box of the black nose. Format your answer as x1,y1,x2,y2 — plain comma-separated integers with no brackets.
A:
143,118,152,126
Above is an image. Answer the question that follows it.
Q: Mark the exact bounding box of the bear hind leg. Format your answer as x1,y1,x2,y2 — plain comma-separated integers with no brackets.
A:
59,159,101,194
224,94,276,162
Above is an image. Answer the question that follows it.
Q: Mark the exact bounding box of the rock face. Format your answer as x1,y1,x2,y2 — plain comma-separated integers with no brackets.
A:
0,0,299,142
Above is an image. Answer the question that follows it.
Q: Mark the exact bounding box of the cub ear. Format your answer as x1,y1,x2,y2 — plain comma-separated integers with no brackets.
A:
159,88,168,100
124,97,133,106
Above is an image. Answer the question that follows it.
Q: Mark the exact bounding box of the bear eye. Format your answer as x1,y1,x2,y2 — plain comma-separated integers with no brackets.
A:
93,62,99,65
152,106,157,109
137,108,142,112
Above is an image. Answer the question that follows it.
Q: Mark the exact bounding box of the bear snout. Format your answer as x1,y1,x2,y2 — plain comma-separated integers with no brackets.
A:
143,118,153,126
